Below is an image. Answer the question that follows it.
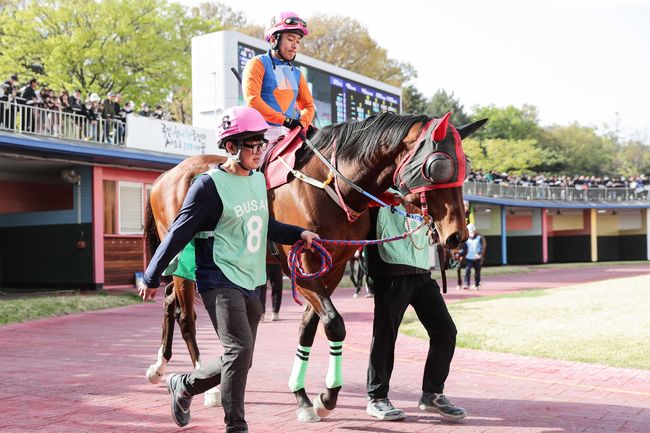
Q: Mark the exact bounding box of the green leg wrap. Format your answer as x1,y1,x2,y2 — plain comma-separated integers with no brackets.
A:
326,341,343,388
288,345,311,392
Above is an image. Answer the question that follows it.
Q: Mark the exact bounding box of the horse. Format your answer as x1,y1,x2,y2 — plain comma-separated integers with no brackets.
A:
143,111,486,420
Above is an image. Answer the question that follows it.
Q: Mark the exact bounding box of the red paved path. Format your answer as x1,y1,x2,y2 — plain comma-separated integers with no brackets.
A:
1,264,649,433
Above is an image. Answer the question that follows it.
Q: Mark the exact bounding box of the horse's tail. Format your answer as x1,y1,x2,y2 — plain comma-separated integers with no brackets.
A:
144,199,160,265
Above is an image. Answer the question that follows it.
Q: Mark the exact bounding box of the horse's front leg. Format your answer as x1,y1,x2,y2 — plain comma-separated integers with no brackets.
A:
289,303,321,422
146,281,175,384
312,294,346,418
289,277,347,421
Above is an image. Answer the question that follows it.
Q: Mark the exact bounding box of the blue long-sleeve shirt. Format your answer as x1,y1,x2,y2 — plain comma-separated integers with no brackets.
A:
143,169,304,294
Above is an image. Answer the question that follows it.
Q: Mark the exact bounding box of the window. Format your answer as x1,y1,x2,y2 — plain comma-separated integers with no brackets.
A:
118,181,143,234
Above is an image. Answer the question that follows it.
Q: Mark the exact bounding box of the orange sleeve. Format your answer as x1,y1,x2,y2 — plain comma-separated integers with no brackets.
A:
296,73,315,128
242,57,285,125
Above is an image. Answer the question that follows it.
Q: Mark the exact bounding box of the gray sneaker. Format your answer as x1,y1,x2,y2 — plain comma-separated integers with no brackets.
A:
419,393,466,421
366,398,405,421
166,373,193,427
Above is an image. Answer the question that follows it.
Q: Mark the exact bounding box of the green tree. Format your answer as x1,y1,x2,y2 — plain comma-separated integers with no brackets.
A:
299,15,416,87
189,1,247,29
402,85,429,114
614,140,650,177
464,138,547,174
0,0,219,115
544,123,617,175
471,104,543,141
428,89,470,126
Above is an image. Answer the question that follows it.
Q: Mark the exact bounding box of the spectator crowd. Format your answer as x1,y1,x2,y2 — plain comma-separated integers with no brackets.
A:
0,73,168,144
468,169,649,193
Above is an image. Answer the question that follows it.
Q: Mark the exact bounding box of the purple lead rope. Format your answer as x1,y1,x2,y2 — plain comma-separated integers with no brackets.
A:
287,222,427,305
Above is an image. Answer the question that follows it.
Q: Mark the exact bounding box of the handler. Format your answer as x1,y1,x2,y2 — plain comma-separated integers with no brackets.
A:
139,106,318,433
364,197,466,422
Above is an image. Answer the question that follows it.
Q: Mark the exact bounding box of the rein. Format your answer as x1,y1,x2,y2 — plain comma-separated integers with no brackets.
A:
287,219,428,306
299,132,424,223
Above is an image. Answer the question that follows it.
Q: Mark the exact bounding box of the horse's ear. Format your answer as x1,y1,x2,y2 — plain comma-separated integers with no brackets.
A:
433,112,452,142
457,118,488,140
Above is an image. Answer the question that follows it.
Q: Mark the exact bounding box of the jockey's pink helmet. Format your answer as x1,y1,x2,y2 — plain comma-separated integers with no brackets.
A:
217,106,268,147
264,11,309,42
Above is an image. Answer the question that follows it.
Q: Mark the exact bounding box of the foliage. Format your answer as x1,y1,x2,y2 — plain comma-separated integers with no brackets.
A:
402,85,429,114
189,1,246,29
543,123,618,175
299,14,416,87
428,89,471,126
464,138,548,174
0,0,220,111
471,104,544,141
614,140,650,177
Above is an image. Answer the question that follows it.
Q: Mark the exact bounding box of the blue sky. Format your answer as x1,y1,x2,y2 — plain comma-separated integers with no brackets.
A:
179,0,650,140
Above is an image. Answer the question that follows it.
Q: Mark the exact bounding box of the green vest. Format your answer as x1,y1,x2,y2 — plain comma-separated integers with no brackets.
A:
376,205,430,270
163,169,269,290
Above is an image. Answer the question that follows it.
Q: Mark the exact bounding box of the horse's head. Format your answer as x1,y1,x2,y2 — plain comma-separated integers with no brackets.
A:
396,113,487,249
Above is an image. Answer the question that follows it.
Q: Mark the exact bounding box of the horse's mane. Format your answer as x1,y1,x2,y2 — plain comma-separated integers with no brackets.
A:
296,112,430,168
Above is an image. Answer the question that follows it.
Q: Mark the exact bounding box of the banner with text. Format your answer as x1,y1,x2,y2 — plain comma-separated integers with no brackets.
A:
126,115,215,156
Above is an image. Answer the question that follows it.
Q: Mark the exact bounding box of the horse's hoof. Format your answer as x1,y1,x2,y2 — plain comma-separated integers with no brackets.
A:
296,406,321,422
146,365,163,384
203,387,222,407
313,394,333,418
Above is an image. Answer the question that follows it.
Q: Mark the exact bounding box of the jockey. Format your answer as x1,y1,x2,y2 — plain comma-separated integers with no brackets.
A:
139,106,319,432
242,11,315,143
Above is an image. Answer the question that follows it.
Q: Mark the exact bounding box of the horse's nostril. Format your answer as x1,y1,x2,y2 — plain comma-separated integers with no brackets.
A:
446,232,461,249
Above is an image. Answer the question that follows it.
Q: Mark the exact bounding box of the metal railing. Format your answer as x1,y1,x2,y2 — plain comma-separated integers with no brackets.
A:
0,99,125,145
463,181,650,202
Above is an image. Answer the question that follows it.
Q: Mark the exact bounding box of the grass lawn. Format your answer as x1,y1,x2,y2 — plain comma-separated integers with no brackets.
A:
401,274,650,370
0,291,141,325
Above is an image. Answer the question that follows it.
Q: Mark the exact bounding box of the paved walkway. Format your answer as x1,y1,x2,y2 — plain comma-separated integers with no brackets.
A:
1,264,649,433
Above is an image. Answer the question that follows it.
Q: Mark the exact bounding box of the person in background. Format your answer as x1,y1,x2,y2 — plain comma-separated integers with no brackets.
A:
20,78,39,132
463,223,484,290
1,74,18,129
152,104,164,120
260,263,283,321
138,102,150,117
138,106,319,433
242,11,315,143
449,242,467,291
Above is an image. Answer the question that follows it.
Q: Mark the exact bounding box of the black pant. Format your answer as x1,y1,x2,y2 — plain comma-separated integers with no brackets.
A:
182,288,263,433
367,274,457,399
259,263,283,314
465,259,482,287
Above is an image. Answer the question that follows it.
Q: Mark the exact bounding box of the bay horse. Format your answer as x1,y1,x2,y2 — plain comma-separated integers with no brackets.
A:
143,112,486,421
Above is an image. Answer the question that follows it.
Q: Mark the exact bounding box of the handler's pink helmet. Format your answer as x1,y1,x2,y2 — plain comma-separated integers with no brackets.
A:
264,11,309,42
217,106,268,147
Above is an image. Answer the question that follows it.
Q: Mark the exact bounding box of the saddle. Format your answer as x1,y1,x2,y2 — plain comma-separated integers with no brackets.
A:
260,127,305,190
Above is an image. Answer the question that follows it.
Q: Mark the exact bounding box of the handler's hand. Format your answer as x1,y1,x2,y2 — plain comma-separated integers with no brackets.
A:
300,230,320,251
138,280,157,302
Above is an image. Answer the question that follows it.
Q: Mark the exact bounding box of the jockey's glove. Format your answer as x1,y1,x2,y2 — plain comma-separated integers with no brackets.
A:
283,117,302,130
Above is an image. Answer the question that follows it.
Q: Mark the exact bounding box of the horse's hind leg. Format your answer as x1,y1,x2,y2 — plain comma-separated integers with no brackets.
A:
146,281,175,384
289,304,321,422
172,277,221,406
174,277,199,366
